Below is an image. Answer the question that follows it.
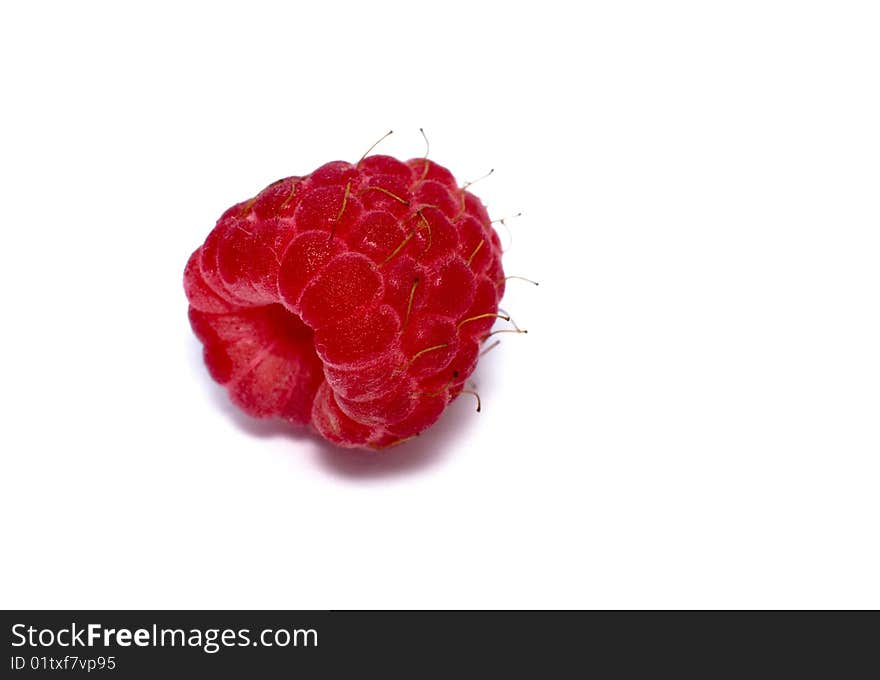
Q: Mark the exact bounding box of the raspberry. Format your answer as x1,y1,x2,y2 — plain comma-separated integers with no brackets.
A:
184,152,507,449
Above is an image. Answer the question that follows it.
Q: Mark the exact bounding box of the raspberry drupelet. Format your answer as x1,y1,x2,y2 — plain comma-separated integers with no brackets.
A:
184,154,506,449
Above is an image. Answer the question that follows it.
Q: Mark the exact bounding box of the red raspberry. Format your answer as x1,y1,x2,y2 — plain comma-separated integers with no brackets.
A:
184,154,506,449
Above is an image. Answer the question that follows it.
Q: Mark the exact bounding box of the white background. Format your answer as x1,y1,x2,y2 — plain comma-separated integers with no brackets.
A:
1,1,878,609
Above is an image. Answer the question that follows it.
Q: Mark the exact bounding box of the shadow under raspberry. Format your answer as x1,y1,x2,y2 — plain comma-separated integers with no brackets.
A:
313,396,481,479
